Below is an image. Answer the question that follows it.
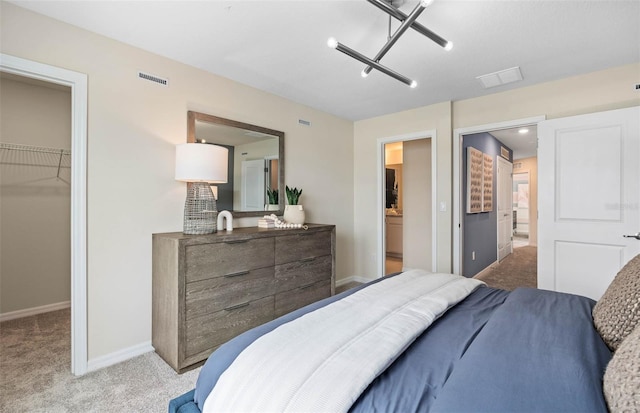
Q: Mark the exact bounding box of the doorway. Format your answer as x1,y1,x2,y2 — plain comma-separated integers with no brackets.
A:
378,131,437,278
453,116,543,279
1,54,88,375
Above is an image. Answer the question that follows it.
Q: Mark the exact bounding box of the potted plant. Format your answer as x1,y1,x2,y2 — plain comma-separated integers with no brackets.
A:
283,185,305,224
265,188,279,211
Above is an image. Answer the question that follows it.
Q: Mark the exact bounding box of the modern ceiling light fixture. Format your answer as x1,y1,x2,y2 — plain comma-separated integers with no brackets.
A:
328,0,452,88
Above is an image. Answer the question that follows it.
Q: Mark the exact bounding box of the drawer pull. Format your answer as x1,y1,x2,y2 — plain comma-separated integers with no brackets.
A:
225,239,249,244
299,282,317,290
224,270,250,278
224,302,250,311
300,257,316,263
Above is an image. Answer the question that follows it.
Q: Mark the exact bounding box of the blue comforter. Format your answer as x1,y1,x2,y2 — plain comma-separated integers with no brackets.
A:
174,282,611,413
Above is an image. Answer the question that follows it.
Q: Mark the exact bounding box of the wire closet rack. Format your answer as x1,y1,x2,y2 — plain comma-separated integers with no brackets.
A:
0,142,71,185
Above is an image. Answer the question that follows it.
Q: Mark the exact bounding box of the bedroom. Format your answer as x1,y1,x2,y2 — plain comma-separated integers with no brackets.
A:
1,0,639,411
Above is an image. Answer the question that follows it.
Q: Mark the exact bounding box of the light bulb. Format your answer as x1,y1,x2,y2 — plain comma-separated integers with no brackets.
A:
361,69,369,78
327,37,338,49
410,80,418,89
420,0,434,7
444,41,453,51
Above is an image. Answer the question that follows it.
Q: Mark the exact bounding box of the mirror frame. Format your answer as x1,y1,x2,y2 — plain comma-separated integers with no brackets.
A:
187,110,285,218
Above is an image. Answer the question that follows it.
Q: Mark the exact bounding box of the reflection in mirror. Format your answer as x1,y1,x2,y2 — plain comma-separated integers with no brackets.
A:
187,111,285,218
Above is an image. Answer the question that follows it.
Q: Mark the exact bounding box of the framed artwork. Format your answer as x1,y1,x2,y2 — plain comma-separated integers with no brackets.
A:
466,147,483,213
482,153,494,212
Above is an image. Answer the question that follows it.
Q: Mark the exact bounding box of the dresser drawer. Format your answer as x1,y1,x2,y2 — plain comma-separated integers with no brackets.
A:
275,279,331,317
185,267,275,320
185,295,275,360
275,231,332,265
275,254,332,293
185,237,274,283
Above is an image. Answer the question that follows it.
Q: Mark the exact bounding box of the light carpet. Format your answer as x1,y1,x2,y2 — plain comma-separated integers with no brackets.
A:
0,308,199,412
475,246,538,291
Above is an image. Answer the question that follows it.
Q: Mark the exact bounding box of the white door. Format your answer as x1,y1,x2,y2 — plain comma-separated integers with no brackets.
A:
497,156,513,261
241,159,265,211
538,106,640,300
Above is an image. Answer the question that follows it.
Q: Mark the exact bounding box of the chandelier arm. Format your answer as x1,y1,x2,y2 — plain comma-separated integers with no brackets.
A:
365,0,450,49
333,40,416,87
363,0,426,76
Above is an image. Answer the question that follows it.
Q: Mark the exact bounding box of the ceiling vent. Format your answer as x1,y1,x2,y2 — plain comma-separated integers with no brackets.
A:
476,66,523,89
138,71,169,87
298,119,311,127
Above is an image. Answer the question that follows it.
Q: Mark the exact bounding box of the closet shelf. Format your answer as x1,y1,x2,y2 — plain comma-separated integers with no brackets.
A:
0,142,71,184
0,142,71,156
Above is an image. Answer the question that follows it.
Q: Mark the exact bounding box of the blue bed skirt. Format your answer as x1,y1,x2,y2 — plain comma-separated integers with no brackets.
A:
168,389,199,413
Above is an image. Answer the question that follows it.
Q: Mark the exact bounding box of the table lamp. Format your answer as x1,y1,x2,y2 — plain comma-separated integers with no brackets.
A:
175,143,228,234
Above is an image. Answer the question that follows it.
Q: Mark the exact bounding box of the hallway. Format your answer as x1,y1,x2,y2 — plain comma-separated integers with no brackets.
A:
475,246,537,291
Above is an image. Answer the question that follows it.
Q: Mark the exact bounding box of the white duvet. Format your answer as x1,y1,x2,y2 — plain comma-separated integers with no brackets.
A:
203,270,484,413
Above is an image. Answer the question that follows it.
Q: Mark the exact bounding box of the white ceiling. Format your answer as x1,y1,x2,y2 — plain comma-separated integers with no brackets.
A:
490,125,538,160
8,0,640,121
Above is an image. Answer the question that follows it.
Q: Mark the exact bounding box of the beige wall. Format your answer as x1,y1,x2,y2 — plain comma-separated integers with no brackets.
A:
356,63,639,281
513,157,538,247
0,76,71,313
354,102,452,279
453,63,640,129
1,2,354,360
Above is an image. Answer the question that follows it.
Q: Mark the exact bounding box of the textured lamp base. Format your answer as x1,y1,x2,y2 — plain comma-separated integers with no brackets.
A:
183,182,217,234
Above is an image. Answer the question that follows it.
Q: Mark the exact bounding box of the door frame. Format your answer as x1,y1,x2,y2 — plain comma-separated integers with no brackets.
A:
377,130,437,278
453,116,545,275
1,54,88,375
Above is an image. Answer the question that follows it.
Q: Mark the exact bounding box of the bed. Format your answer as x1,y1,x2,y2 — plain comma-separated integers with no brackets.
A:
169,255,640,413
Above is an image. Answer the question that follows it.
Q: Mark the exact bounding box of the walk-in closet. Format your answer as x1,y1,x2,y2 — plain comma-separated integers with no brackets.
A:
0,73,72,362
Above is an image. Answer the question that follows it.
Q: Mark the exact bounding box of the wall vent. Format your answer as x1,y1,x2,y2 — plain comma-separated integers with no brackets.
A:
138,71,169,87
298,119,311,126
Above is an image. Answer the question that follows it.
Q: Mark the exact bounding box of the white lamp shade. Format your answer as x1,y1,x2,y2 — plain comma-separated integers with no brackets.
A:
175,143,228,183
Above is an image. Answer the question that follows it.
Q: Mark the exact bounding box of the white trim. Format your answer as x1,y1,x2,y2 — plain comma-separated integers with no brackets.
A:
336,275,372,287
377,131,437,278
0,54,88,376
452,116,545,276
87,341,154,373
0,301,71,322
472,260,499,280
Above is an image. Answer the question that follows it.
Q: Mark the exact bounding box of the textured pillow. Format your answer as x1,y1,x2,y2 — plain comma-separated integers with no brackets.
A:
603,325,640,411
593,254,640,351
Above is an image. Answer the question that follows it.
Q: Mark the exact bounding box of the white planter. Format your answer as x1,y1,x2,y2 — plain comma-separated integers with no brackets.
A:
265,204,280,211
283,205,305,224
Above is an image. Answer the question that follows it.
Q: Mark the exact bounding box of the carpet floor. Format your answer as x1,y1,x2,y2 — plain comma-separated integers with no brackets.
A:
475,246,538,291
0,308,199,412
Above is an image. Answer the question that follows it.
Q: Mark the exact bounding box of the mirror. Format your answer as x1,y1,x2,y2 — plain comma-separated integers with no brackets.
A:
187,111,285,218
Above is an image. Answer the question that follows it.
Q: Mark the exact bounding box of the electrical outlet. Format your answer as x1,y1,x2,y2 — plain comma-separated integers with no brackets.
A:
472,251,476,261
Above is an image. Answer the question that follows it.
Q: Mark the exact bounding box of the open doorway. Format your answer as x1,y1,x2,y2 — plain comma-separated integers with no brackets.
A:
453,117,541,289
1,54,88,375
378,131,437,278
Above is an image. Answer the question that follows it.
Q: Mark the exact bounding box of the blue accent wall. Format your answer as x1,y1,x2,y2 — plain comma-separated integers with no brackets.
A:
462,133,512,277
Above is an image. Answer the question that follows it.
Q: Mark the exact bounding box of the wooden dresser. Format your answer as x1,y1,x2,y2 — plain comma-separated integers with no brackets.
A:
152,224,335,373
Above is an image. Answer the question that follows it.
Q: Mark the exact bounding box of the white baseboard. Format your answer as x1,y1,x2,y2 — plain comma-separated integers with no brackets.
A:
336,275,373,287
87,341,154,373
473,260,499,279
0,301,71,322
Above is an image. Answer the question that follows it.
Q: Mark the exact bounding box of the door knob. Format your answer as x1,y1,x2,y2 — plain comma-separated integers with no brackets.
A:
623,232,640,240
